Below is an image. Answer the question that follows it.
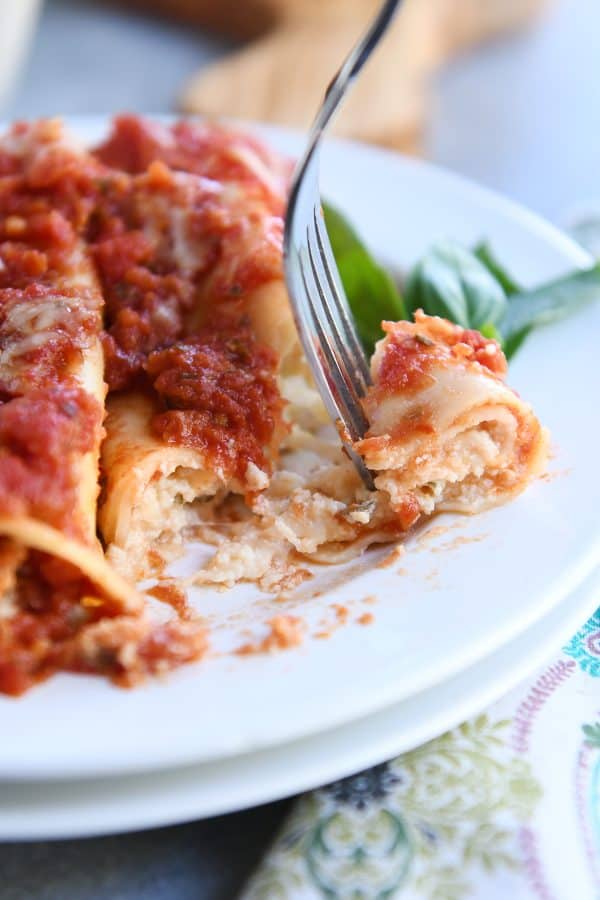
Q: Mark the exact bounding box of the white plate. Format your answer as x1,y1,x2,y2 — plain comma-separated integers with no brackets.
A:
2,566,598,841
0,118,599,781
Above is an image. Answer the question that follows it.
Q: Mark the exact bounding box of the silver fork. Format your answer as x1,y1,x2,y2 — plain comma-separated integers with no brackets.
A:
283,0,403,490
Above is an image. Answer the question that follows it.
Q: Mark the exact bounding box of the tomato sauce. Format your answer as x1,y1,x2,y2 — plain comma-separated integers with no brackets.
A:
94,114,291,210
0,551,206,695
0,551,120,696
376,313,507,398
0,386,101,535
89,123,287,390
147,326,284,479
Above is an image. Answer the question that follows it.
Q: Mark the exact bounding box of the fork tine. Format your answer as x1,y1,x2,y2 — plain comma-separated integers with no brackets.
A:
305,217,369,401
311,206,372,393
300,235,369,441
298,249,375,487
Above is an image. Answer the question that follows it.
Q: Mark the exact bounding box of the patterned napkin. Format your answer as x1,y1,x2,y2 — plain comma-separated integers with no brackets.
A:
241,605,600,899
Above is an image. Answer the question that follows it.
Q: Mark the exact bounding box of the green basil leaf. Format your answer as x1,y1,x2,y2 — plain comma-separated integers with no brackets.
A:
323,204,406,355
500,264,600,358
479,322,502,342
474,242,521,296
405,240,507,330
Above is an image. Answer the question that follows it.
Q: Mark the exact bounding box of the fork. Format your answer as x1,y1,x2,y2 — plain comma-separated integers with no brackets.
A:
283,0,403,490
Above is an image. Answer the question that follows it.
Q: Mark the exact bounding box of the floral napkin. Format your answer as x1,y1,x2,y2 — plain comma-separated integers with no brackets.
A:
241,604,600,899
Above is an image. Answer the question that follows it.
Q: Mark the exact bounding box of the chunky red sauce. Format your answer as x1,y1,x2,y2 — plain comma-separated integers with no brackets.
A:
147,326,284,479
0,549,206,695
0,129,105,540
94,115,291,211
0,124,109,286
0,386,101,536
0,210,77,288
375,331,443,394
88,140,285,390
375,313,507,397
0,550,122,695
89,186,203,391
453,326,507,376
96,254,194,390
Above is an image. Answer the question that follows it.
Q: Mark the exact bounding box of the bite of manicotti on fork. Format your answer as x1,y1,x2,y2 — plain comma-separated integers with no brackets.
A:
356,312,548,522
196,311,547,592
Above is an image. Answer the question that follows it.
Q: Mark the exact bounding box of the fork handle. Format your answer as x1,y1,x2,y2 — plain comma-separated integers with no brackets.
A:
306,0,404,155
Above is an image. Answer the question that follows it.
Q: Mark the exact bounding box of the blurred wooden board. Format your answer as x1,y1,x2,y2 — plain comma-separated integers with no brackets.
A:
114,0,548,151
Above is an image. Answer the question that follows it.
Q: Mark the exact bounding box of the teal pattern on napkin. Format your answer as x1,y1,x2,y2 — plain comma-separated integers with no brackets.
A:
242,606,600,899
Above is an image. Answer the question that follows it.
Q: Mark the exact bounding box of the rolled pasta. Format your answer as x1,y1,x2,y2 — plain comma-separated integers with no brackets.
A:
356,312,549,525
92,122,293,576
0,121,204,694
99,326,286,578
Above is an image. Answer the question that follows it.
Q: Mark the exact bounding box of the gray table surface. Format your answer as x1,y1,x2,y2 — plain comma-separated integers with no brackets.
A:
3,0,599,897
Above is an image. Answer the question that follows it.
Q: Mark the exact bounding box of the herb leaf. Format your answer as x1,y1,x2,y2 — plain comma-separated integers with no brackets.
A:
324,201,598,366
474,241,521,296
479,321,502,342
500,264,600,358
405,240,507,331
323,204,406,355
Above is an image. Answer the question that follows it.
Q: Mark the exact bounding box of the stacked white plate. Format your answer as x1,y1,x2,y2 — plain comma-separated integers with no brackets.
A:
1,120,599,840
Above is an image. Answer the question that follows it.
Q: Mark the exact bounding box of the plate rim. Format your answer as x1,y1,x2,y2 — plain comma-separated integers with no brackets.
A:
0,566,597,840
